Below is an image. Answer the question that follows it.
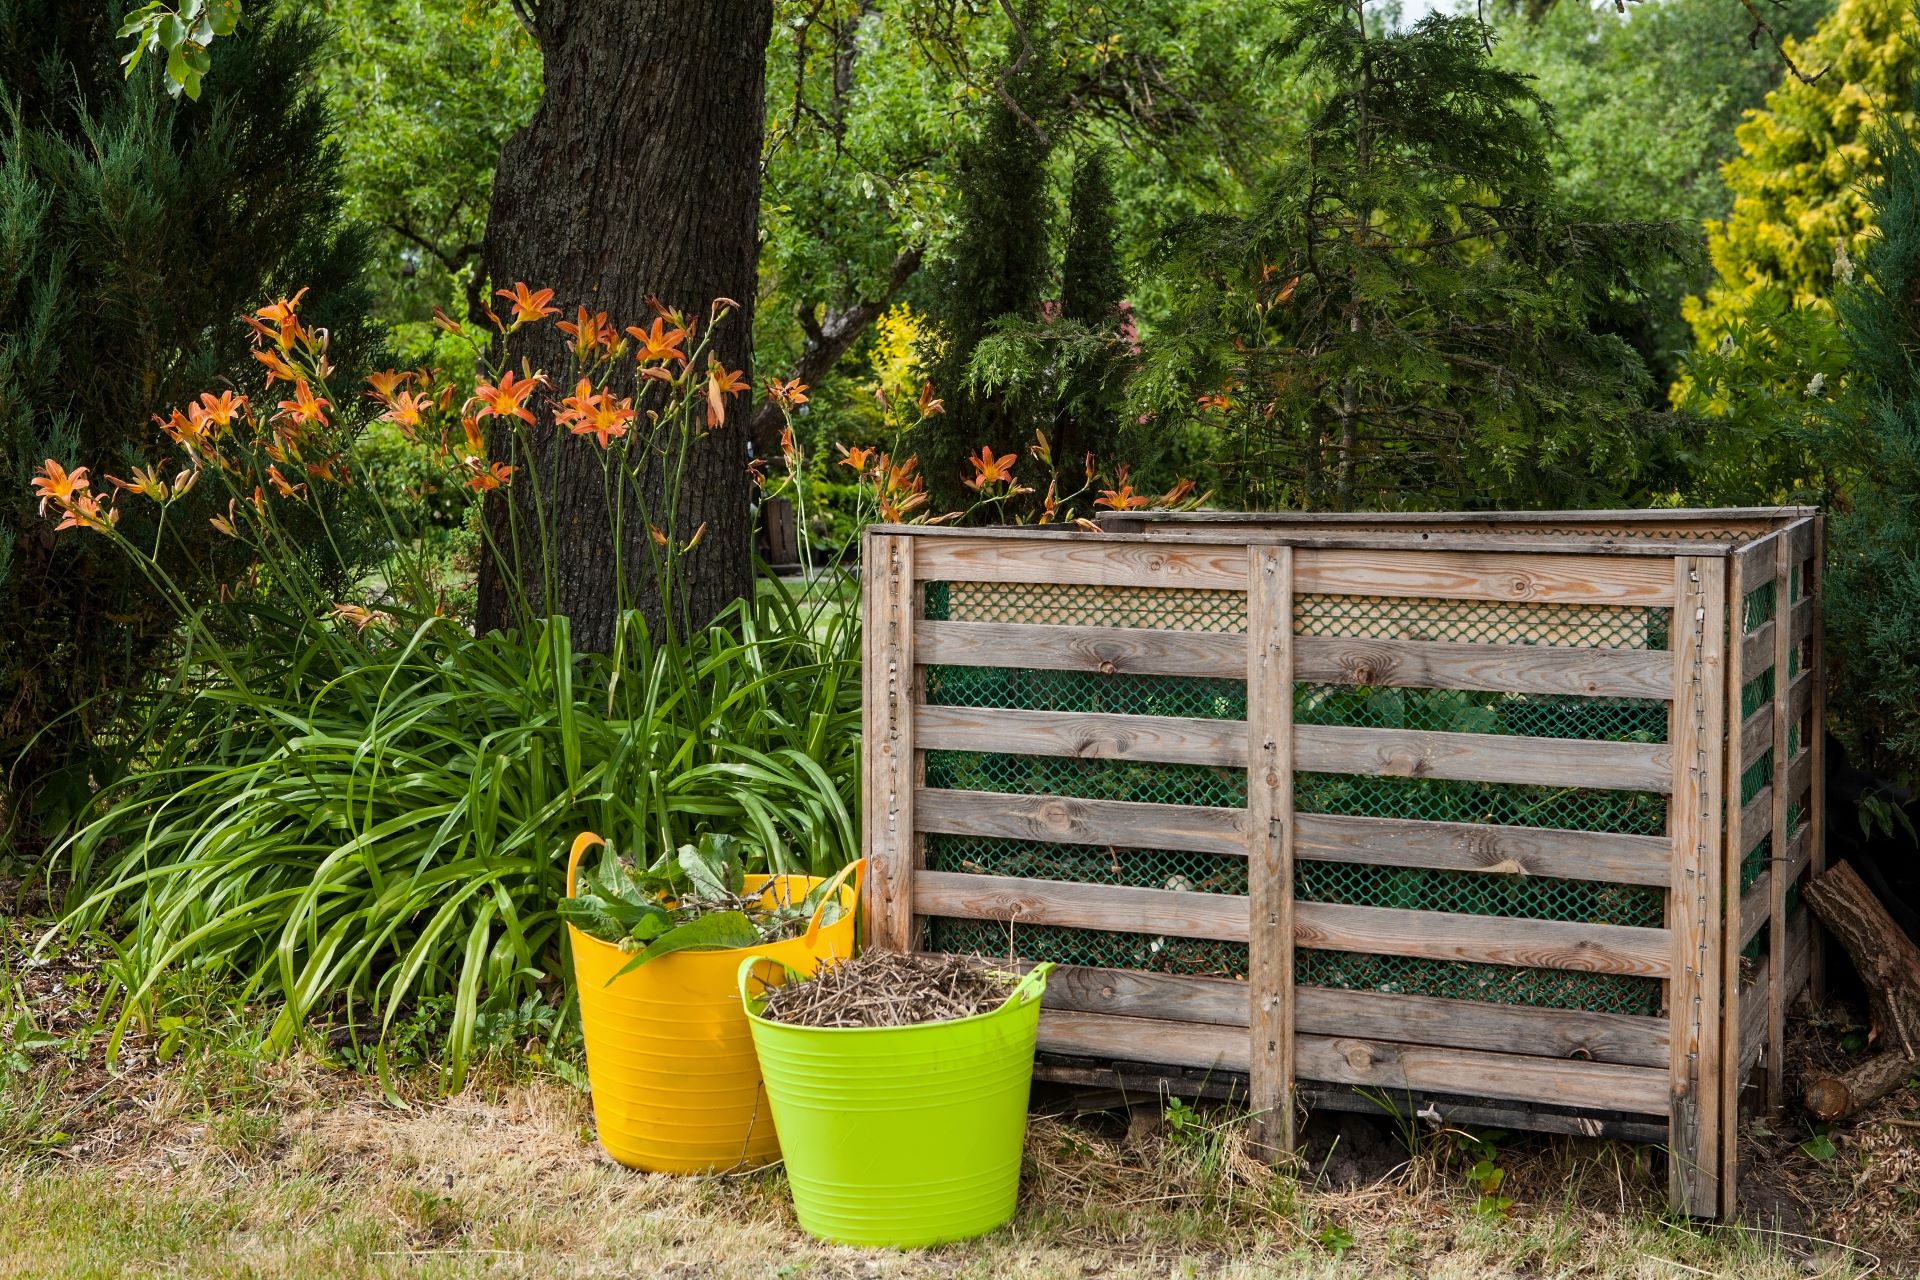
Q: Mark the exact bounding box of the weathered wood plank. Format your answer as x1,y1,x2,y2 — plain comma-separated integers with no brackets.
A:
1742,671,1815,768
914,871,1249,941
1745,597,1816,673
862,533,918,952
1294,548,1676,606
1038,1009,1250,1072
1734,534,1779,593
914,787,1249,856
1740,787,1772,860
914,537,1249,590
1295,813,1672,887
1720,543,1760,1211
1247,544,1295,1156
1296,1036,1669,1115
1741,704,1773,771
1783,516,1816,565
1740,966,1768,1078
1294,635,1673,699
1768,536,1797,1110
917,705,1246,767
1297,724,1672,793
1294,901,1671,978
1809,515,1827,1005
1669,555,1726,1218
917,620,1246,679
1783,821,1811,886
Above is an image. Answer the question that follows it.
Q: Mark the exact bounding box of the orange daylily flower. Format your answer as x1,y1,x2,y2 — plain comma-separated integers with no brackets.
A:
556,307,616,358
554,377,637,448
836,444,875,473
329,602,395,632
193,391,247,432
252,347,301,385
496,282,559,329
705,359,749,429
461,416,487,459
276,381,331,429
254,288,307,330
107,466,170,502
649,523,669,547
382,389,432,435
765,377,809,408
267,464,307,499
626,317,689,365
366,370,409,403
58,492,118,533
1095,467,1151,511
470,370,542,425
917,382,944,417
31,459,89,516
467,460,514,491
964,445,1019,492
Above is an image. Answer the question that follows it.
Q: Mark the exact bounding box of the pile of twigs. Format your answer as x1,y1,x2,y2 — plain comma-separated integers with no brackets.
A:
756,951,1012,1028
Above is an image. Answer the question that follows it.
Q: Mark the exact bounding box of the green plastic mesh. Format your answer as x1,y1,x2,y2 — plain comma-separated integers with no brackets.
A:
1296,772,1667,834
925,750,1247,808
924,666,1247,720
1295,949,1663,1016
923,580,1246,632
1743,581,1777,633
1742,666,1777,719
1295,683,1666,743
1742,749,1773,808
926,833,1247,895
925,918,1251,978
1296,861,1663,927
1296,594,1668,649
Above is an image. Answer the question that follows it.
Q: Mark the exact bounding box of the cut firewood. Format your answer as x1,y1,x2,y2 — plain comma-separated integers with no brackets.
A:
1802,860,1920,1122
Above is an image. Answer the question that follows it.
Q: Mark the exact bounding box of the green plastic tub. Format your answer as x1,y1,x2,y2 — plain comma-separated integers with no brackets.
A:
738,957,1053,1248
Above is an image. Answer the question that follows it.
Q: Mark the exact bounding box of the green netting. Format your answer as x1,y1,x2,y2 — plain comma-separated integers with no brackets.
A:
1295,683,1666,743
925,918,1252,978
1742,666,1776,719
1742,749,1773,808
1295,949,1663,1015
1296,771,1667,834
1296,861,1663,926
924,750,1248,807
924,666,1247,720
923,580,1247,631
1296,594,1668,649
926,833,1247,895
1743,581,1777,633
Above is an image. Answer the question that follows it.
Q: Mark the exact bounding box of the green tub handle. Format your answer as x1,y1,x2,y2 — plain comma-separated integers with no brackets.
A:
1003,962,1054,1010
738,955,1055,1019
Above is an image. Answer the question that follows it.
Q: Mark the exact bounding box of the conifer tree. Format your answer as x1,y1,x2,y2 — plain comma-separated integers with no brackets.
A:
1138,0,1691,510
1828,85,1920,783
0,0,369,839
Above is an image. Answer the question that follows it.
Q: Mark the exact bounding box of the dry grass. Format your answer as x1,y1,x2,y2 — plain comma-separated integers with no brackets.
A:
2,918,1912,1279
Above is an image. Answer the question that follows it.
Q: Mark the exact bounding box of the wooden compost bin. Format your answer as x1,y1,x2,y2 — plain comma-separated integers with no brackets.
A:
861,508,1823,1220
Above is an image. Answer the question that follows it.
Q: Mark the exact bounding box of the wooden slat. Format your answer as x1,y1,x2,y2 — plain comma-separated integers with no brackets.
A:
1740,787,1772,859
916,704,1245,767
914,871,1248,941
916,620,1245,678
1734,533,1778,589
1294,901,1671,977
1782,821,1811,886
1786,906,1813,1005
1038,1009,1249,1072
1668,555,1726,1218
1247,545,1295,1156
1295,813,1672,887
1026,963,1669,1069
1294,634,1673,699
1297,1036,1669,1115
862,533,918,951
1768,536,1796,1110
1787,748,1813,811
1740,969,1768,1077
1740,871,1771,947
1739,599,1814,674
1299,1085,1670,1144
914,537,1249,590
1809,516,1828,1004
914,787,1248,856
1741,704,1773,771
1296,986,1669,1070
1783,516,1816,564
1297,724,1672,792
1293,548,1676,606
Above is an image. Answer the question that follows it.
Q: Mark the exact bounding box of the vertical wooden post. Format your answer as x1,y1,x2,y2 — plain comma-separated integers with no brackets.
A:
1809,515,1828,1005
1669,555,1726,1218
1247,544,1295,1159
862,531,918,953
1767,536,1794,1110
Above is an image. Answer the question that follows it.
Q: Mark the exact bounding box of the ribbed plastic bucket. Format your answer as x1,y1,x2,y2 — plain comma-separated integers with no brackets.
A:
566,832,861,1174
740,958,1052,1247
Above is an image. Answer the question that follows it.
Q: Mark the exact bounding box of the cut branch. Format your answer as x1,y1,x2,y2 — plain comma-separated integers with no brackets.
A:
1802,860,1920,1121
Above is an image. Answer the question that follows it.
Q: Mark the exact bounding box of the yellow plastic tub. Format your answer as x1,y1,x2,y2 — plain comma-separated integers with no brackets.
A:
565,832,861,1173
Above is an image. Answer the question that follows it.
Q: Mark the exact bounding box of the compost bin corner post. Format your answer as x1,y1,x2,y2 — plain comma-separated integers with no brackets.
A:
1247,543,1296,1160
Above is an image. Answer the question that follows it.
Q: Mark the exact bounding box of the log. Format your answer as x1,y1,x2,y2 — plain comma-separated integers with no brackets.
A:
1801,860,1920,1122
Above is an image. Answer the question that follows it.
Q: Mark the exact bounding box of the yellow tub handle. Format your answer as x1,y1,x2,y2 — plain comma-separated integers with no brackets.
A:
805,858,865,947
567,831,606,900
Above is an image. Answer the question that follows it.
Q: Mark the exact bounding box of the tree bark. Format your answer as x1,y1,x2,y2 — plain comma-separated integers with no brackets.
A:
476,0,772,649
1802,860,1920,1122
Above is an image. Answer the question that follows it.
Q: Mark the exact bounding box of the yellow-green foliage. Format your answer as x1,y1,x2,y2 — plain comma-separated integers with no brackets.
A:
1680,0,1917,357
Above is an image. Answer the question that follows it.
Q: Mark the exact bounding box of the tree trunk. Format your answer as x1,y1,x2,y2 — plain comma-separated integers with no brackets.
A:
1802,860,1920,1122
476,0,772,649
